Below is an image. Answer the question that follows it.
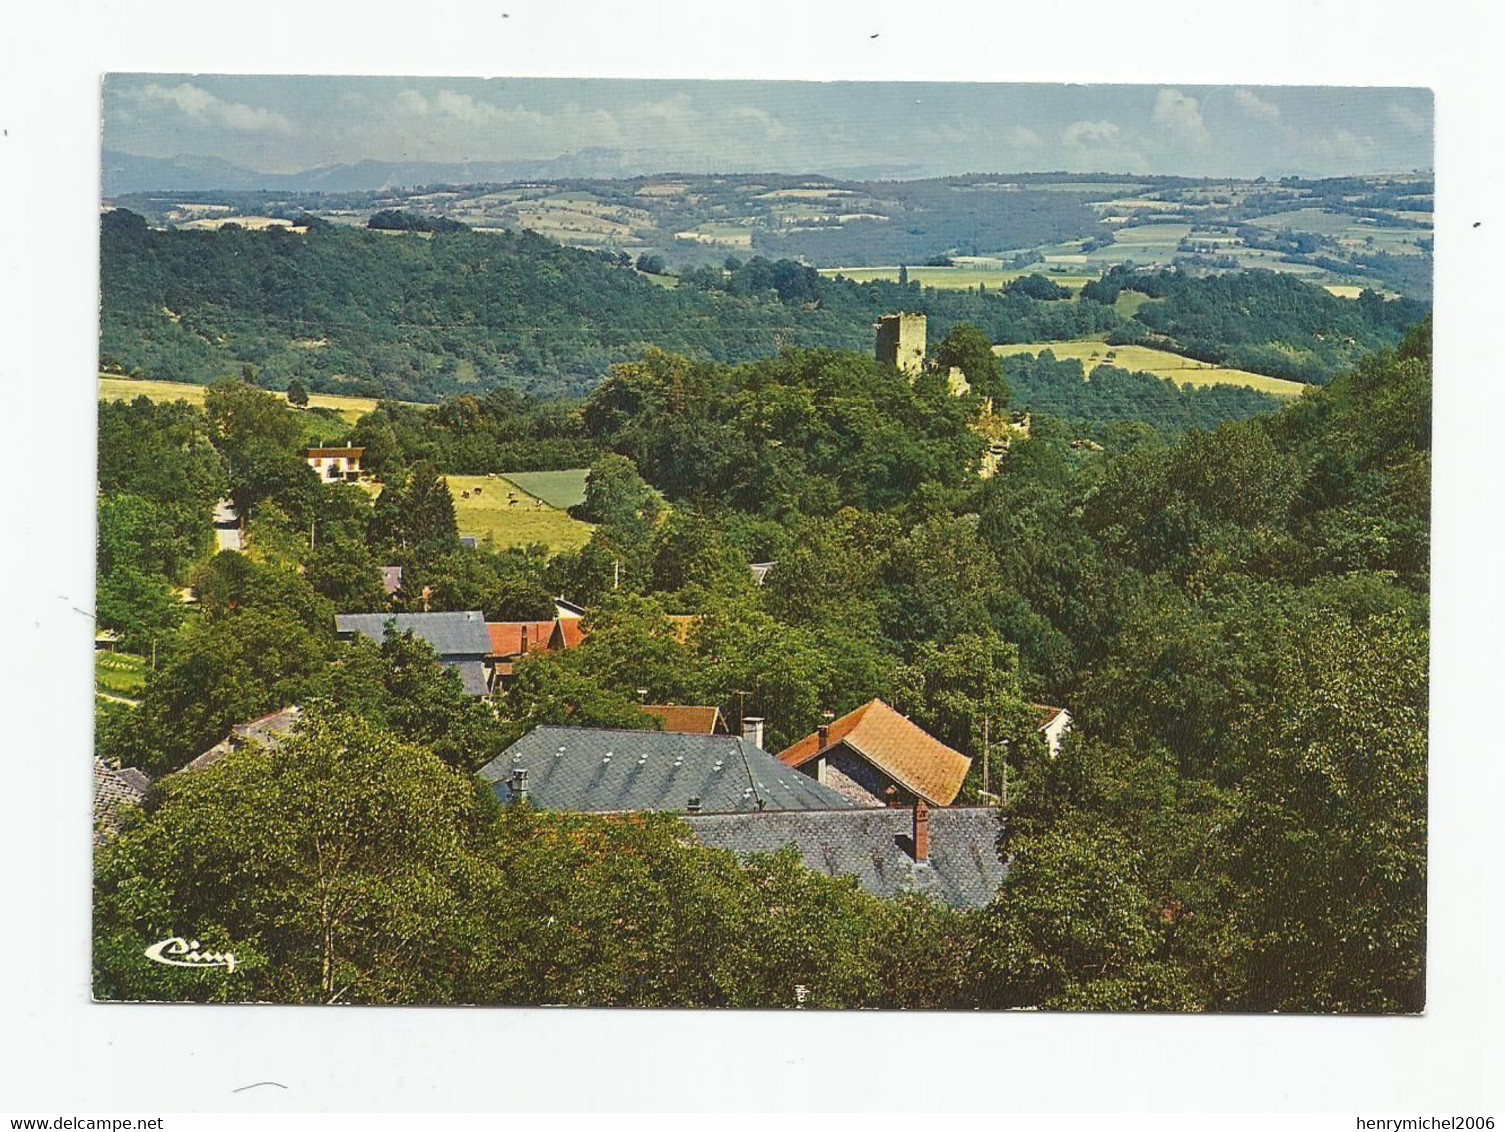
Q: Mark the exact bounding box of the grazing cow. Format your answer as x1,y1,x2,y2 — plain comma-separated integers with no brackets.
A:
462,490,471,499
473,487,482,495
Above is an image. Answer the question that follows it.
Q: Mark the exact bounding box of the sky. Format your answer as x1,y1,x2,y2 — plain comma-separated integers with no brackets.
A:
102,75,1434,180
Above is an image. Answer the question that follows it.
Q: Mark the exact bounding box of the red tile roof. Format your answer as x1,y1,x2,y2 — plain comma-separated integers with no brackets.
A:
642,704,726,734
1033,704,1069,729
306,447,364,458
777,699,972,806
487,620,557,658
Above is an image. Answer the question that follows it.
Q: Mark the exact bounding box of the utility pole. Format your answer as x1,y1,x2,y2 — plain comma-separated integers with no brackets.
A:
982,714,990,797
613,559,620,590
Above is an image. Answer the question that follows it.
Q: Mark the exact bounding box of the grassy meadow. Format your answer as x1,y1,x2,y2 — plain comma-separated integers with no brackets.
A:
99,376,383,426
499,469,590,511
819,265,1098,291
447,474,593,553
994,341,1310,399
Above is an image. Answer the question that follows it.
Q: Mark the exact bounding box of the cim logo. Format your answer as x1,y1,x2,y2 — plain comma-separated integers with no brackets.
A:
144,936,238,973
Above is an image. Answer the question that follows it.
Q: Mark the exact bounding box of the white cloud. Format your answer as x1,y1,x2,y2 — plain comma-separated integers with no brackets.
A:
1006,125,1041,149
722,106,787,141
1305,128,1377,166
1062,119,1119,148
130,83,292,135
1152,88,1209,145
1232,89,1281,122
1388,101,1429,135
393,89,430,116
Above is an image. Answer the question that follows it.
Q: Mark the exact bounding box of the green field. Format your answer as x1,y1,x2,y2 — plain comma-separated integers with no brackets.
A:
99,376,386,425
500,468,590,510
1113,291,1160,317
820,265,1098,291
448,474,593,553
994,341,1310,399
96,651,147,699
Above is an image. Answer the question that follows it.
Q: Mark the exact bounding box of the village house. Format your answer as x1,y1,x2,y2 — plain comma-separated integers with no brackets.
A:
479,722,852,814
334,611,492,697
484,619,558,691
379,565,404,596
685,799,1007,910
1036,704,1073,757
777,698,972,808
553,596,586,620
305,445,364,483
640,704,729,736
93,758,150,843
181,705,303,773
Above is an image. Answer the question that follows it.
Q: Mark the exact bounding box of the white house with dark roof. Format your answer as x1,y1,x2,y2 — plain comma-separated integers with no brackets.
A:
306,446,364,483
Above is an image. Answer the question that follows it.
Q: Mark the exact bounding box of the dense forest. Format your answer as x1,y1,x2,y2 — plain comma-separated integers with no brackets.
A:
100,211,1423,406
95,313,1430,1009
1084,266,1429,383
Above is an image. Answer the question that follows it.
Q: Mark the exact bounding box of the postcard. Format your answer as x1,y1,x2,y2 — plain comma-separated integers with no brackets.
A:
92,74,1432,1015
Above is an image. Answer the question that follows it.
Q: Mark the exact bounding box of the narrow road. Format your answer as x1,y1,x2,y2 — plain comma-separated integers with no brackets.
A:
213,499,242,552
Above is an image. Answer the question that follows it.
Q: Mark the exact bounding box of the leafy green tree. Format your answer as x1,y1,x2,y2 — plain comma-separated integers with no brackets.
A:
98,397,227,515
972,819,1197,1011
934,322,1009,403
368,462,459,557
304,535,388,612
286,378,310,408
403,546,554,621
499,652,660,734
316,633,508,772
95,565,184,656
573,454,662,536
1223,612,1428,1013
204,380,318,519
97,493,209,583
891,630,1037,797
94,711,493,1003
348,410,405,480
107,607,332,775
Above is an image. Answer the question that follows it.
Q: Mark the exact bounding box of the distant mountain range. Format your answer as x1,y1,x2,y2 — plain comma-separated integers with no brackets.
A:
102,149,931,196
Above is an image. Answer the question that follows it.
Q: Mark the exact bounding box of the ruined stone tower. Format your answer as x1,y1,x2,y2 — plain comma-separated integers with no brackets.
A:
875,312,926,377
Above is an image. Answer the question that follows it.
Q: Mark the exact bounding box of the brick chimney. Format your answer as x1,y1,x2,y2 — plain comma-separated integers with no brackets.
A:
520,623,529,652
742,715,765,750
912,798,930,862
816,722,830,751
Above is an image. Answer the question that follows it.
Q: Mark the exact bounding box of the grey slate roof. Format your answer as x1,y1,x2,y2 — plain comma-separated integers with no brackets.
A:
335,611,492,658
683,807,1008,909
183,705,303,773
94,758,149,844
452,660,490,697
480,725,857,814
